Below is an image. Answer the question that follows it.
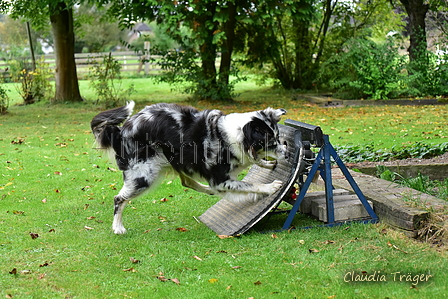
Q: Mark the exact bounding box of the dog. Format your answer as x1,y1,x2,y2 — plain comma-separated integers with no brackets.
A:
91,101,287,234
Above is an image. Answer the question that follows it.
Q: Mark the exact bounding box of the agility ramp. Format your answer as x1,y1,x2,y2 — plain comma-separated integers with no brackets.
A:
199,119,378,236
199,121,306,236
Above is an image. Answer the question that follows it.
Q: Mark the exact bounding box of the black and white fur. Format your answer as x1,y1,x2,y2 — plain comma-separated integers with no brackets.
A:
91,101,287,234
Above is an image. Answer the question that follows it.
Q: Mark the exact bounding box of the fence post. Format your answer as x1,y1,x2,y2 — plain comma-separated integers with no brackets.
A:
144,41,150,75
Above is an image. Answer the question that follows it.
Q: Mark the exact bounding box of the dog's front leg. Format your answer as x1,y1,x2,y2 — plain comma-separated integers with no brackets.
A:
214,180,283,195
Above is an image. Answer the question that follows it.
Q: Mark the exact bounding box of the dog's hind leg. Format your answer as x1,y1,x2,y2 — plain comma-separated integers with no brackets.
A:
179,174,215,195
112,166,160,234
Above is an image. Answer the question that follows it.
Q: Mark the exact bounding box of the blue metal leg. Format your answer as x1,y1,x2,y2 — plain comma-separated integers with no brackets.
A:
328,143,379,221
282,150,323,230
281,134,378,230
323,135,335,224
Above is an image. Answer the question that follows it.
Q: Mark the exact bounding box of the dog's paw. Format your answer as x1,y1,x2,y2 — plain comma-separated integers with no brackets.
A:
112,223,127,235
263,180,283,194
258,159,277,169
113,227,127,235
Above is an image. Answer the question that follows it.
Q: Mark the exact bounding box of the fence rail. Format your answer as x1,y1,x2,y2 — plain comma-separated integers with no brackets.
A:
0,51,161,79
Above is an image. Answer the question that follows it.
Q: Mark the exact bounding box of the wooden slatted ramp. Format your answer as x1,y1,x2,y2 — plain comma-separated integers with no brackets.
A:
199,124,304,236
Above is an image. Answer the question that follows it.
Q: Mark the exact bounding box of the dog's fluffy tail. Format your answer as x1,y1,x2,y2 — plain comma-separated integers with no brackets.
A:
90,101,135,150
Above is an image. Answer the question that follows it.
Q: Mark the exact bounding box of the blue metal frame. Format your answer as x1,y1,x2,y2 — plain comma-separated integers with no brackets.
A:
281,134,378,230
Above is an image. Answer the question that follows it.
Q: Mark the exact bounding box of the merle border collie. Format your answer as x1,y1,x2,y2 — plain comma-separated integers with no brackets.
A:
91,101,287,234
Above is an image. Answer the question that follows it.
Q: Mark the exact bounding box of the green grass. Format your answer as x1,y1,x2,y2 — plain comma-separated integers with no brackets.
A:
1,82,447,298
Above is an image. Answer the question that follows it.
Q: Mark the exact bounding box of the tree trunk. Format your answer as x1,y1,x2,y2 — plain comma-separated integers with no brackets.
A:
50,1,82,102
400,0,429,63
197,2,220,101
218,1,237,100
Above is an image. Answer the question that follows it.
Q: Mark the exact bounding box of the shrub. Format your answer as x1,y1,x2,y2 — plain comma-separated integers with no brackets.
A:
0,84,9,114
11,57,53,104
319,37,406,100
404,49,448,97
88,53,135,108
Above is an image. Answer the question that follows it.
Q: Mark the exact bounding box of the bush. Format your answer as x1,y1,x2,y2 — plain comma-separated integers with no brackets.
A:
319,37,406,100
11,57,53,104
0,84,9,114
88,53,135,108
404,49,448,97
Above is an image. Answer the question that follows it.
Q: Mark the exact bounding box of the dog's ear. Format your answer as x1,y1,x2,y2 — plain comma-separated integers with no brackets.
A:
264,108,287,123
242,120,265,161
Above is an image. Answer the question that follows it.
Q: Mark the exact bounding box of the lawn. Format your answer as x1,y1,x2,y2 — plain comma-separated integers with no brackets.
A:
1,79,447,298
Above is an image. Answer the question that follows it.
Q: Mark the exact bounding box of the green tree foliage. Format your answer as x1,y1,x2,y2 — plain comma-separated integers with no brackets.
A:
107,0,252,101
74,4,126,53
240,0,404,90
1,0,83,102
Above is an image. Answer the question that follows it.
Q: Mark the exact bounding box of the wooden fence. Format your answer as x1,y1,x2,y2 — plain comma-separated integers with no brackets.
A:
0,51,161,80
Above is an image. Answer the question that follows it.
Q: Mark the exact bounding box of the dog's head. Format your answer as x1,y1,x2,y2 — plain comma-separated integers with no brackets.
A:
242,108,287,162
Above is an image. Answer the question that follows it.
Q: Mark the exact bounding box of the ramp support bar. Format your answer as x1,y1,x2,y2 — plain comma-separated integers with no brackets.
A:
281,134,378,230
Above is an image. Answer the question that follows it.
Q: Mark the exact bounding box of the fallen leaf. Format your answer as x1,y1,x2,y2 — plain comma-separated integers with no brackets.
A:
122,267,137,272
9,268,17,275
20,270,31,275
107,167,117,172
323,240,335,244
87,216,96,220
48,228,55,233
157,275,168,282
176,227,188,232
54,189,61,193
170,278,180,285
41,198,47,203
217,234,233,239
271,233,278,239
12,210,25,215
231,266,241,269
39,262,49,267
193,255,202,261
254,280,262,285
327,295,336,299
130,257,140,264
54,171,62,175
298,240,305,245
208,278,218,283
226,285,232,290
160,197,168,202
6,294,13,299
84,226,94,230
380,228,387,235
387,241,408,254
308,248,319,253
37,273,46,280
29,232,39,239
84,204,89,210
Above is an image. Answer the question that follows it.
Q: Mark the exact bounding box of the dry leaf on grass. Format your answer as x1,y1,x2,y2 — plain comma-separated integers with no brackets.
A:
122,267,137,272
29,232,39,239
217,234,233,239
